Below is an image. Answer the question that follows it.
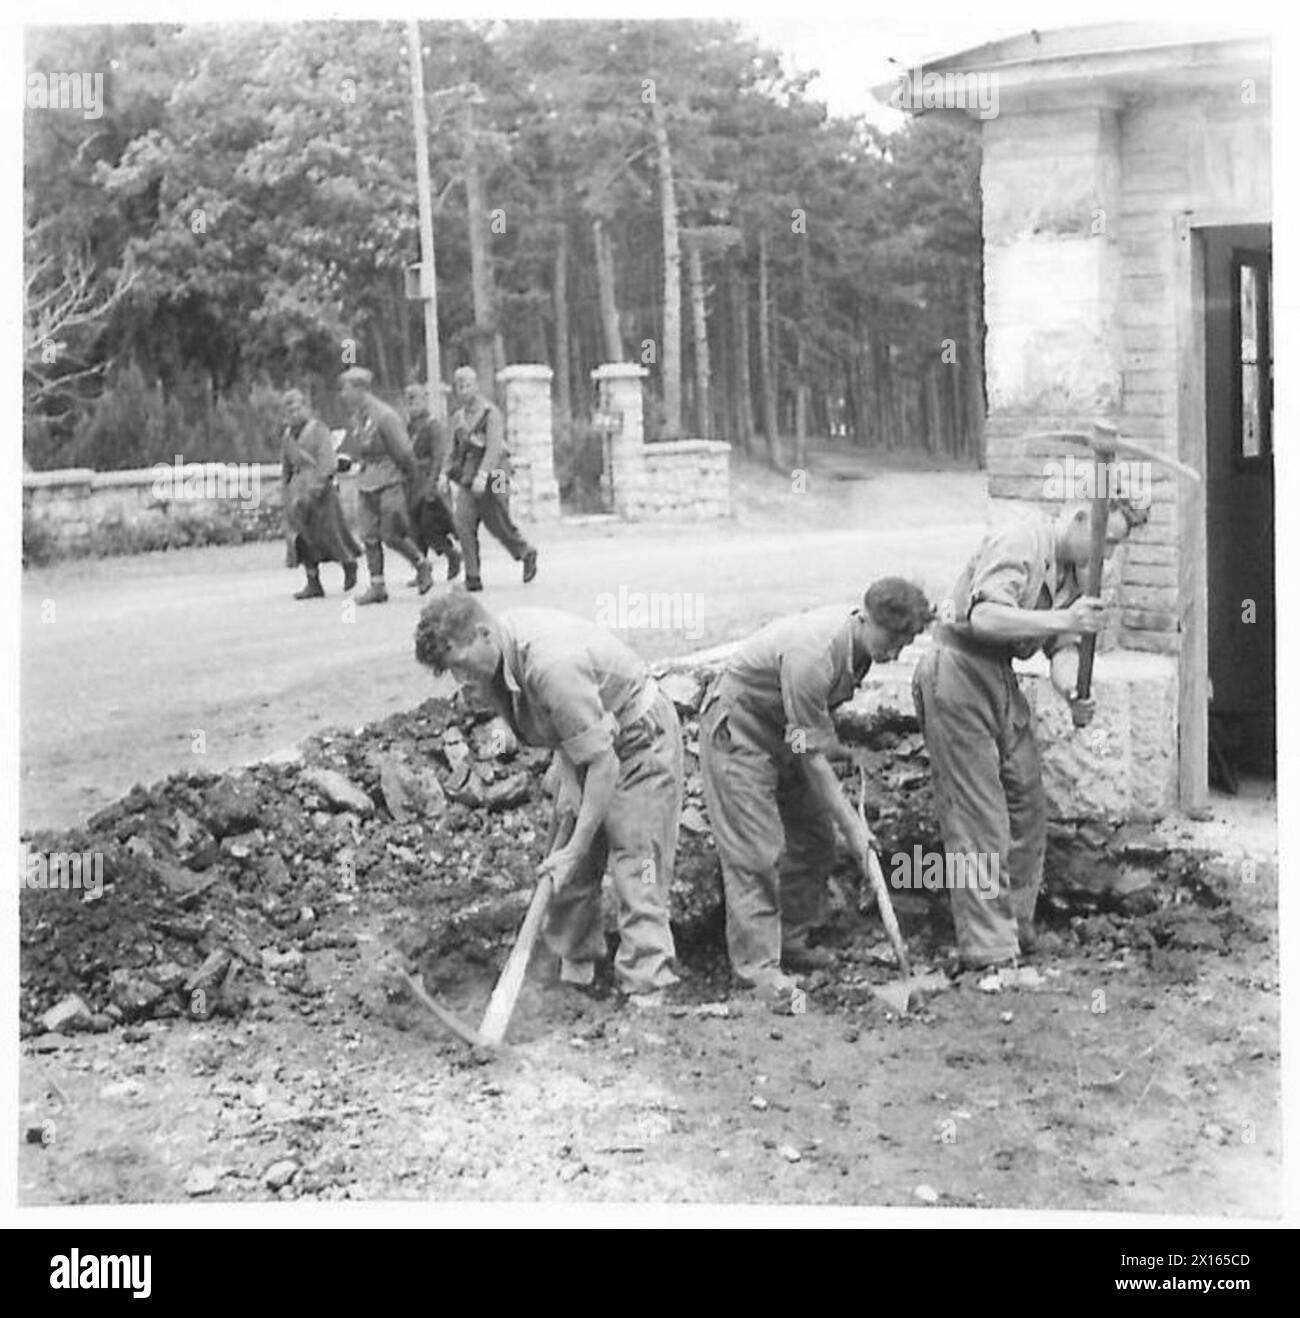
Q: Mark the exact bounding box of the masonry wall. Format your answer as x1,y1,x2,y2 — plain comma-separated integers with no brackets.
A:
633,440,732,520
980,84,1270,655
1115,90,1270,653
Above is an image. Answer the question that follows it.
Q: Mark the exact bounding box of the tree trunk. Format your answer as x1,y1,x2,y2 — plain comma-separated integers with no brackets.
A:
730,256,755,454
686,240,711,439
592,218,623,363
650,94,681,437
553,196,572,422
757,229,779,466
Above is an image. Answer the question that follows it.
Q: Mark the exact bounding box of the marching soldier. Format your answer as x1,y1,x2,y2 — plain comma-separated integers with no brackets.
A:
338,366,431,605
414,595,682,1007
912,499,1145,973
438,365,538,593
279,388,360,598
403,382,461,585
699,580,932,1002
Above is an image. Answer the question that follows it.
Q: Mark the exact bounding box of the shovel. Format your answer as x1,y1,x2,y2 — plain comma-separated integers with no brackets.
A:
855,766,922,1015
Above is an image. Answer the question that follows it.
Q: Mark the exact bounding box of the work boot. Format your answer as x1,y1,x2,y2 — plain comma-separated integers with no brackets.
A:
444,544,462,581
739,971,805,1015
781,941,836,973
415,559,434,595
294,575,324,600
621,974,682,1012
522,548,538,584
465,576,483,593
342,561,358,592
356,582,389,606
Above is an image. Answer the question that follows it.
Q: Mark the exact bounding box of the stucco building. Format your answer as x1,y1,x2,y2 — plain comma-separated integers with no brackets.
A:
877,23,1273,814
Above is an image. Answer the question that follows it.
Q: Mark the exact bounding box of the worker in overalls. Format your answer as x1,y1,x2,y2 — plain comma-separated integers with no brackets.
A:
912,499,1144,972
699,580,933,1001
414,595,682,1007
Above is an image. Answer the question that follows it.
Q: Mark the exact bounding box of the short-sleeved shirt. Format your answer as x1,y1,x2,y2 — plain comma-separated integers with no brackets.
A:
494,608,653,766
941,513,1080,661
718,606,869,753
353,397,414,492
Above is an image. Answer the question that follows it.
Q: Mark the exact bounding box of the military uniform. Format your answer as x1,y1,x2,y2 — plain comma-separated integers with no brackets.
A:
699,606,871,984
352,395,417,547
911,512,1081,968
281,415,360,570
490,608,682,994
444,395,534,583
407,411,458,565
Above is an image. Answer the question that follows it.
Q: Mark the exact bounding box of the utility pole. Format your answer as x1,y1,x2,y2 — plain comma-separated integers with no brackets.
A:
406,19,444,421
459,91,502,393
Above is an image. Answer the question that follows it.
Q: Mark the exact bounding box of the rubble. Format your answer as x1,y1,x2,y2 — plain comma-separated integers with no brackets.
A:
39,994,91,1034
302,768,374,817
19,683,1245,1039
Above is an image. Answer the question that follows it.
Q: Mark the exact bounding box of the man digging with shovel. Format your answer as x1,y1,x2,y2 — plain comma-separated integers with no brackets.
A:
414,596,684,1010
698,580,933,1008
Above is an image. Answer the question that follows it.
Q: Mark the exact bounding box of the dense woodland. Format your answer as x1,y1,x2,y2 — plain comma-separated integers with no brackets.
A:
24,19,986,481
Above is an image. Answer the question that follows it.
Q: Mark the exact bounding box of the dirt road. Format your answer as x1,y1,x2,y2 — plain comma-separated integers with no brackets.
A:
21,468,986,830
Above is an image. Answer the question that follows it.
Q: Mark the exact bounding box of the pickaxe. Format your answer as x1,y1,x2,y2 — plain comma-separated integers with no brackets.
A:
399,807,578,1050
1023,421,1201,726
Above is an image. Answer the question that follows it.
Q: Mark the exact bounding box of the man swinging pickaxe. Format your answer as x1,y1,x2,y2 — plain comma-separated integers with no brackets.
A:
911,421,1201,973
1028,422,1202,726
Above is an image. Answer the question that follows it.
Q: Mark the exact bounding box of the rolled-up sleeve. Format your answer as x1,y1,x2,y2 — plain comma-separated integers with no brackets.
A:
963,524,1036,619
780,644,838,754
531,660,616,766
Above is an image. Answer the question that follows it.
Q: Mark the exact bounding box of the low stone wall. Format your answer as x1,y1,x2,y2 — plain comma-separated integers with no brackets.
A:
22,453,555,562
635,439,732,519
24,463,287,558
660,631,1179,822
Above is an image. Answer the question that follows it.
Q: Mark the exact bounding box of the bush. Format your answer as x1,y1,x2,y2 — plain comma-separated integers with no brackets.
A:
22,507,60,567
69,364,285,471
553,416,609,514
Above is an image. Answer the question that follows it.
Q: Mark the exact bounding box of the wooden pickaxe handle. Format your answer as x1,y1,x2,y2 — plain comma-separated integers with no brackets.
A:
477,808,578,1047
1074,442,1116,708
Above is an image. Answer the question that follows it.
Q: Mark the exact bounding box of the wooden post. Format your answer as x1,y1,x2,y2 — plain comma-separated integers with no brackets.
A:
1174,213,1209,812
406,20,444,421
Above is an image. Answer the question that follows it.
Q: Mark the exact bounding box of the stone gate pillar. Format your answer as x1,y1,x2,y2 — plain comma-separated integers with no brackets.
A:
497,364,559,523
591,363,647,519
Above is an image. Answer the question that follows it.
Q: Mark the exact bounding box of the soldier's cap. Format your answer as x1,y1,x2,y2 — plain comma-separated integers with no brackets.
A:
453,365,478,384
339,366,374,387
281,388,306,408
404,383,427,400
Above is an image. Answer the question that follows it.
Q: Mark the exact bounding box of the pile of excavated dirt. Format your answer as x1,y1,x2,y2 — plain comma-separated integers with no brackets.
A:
21,680,1258,1037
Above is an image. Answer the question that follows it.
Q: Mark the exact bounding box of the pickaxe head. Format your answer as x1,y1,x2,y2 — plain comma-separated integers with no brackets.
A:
1028,423,1203,485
